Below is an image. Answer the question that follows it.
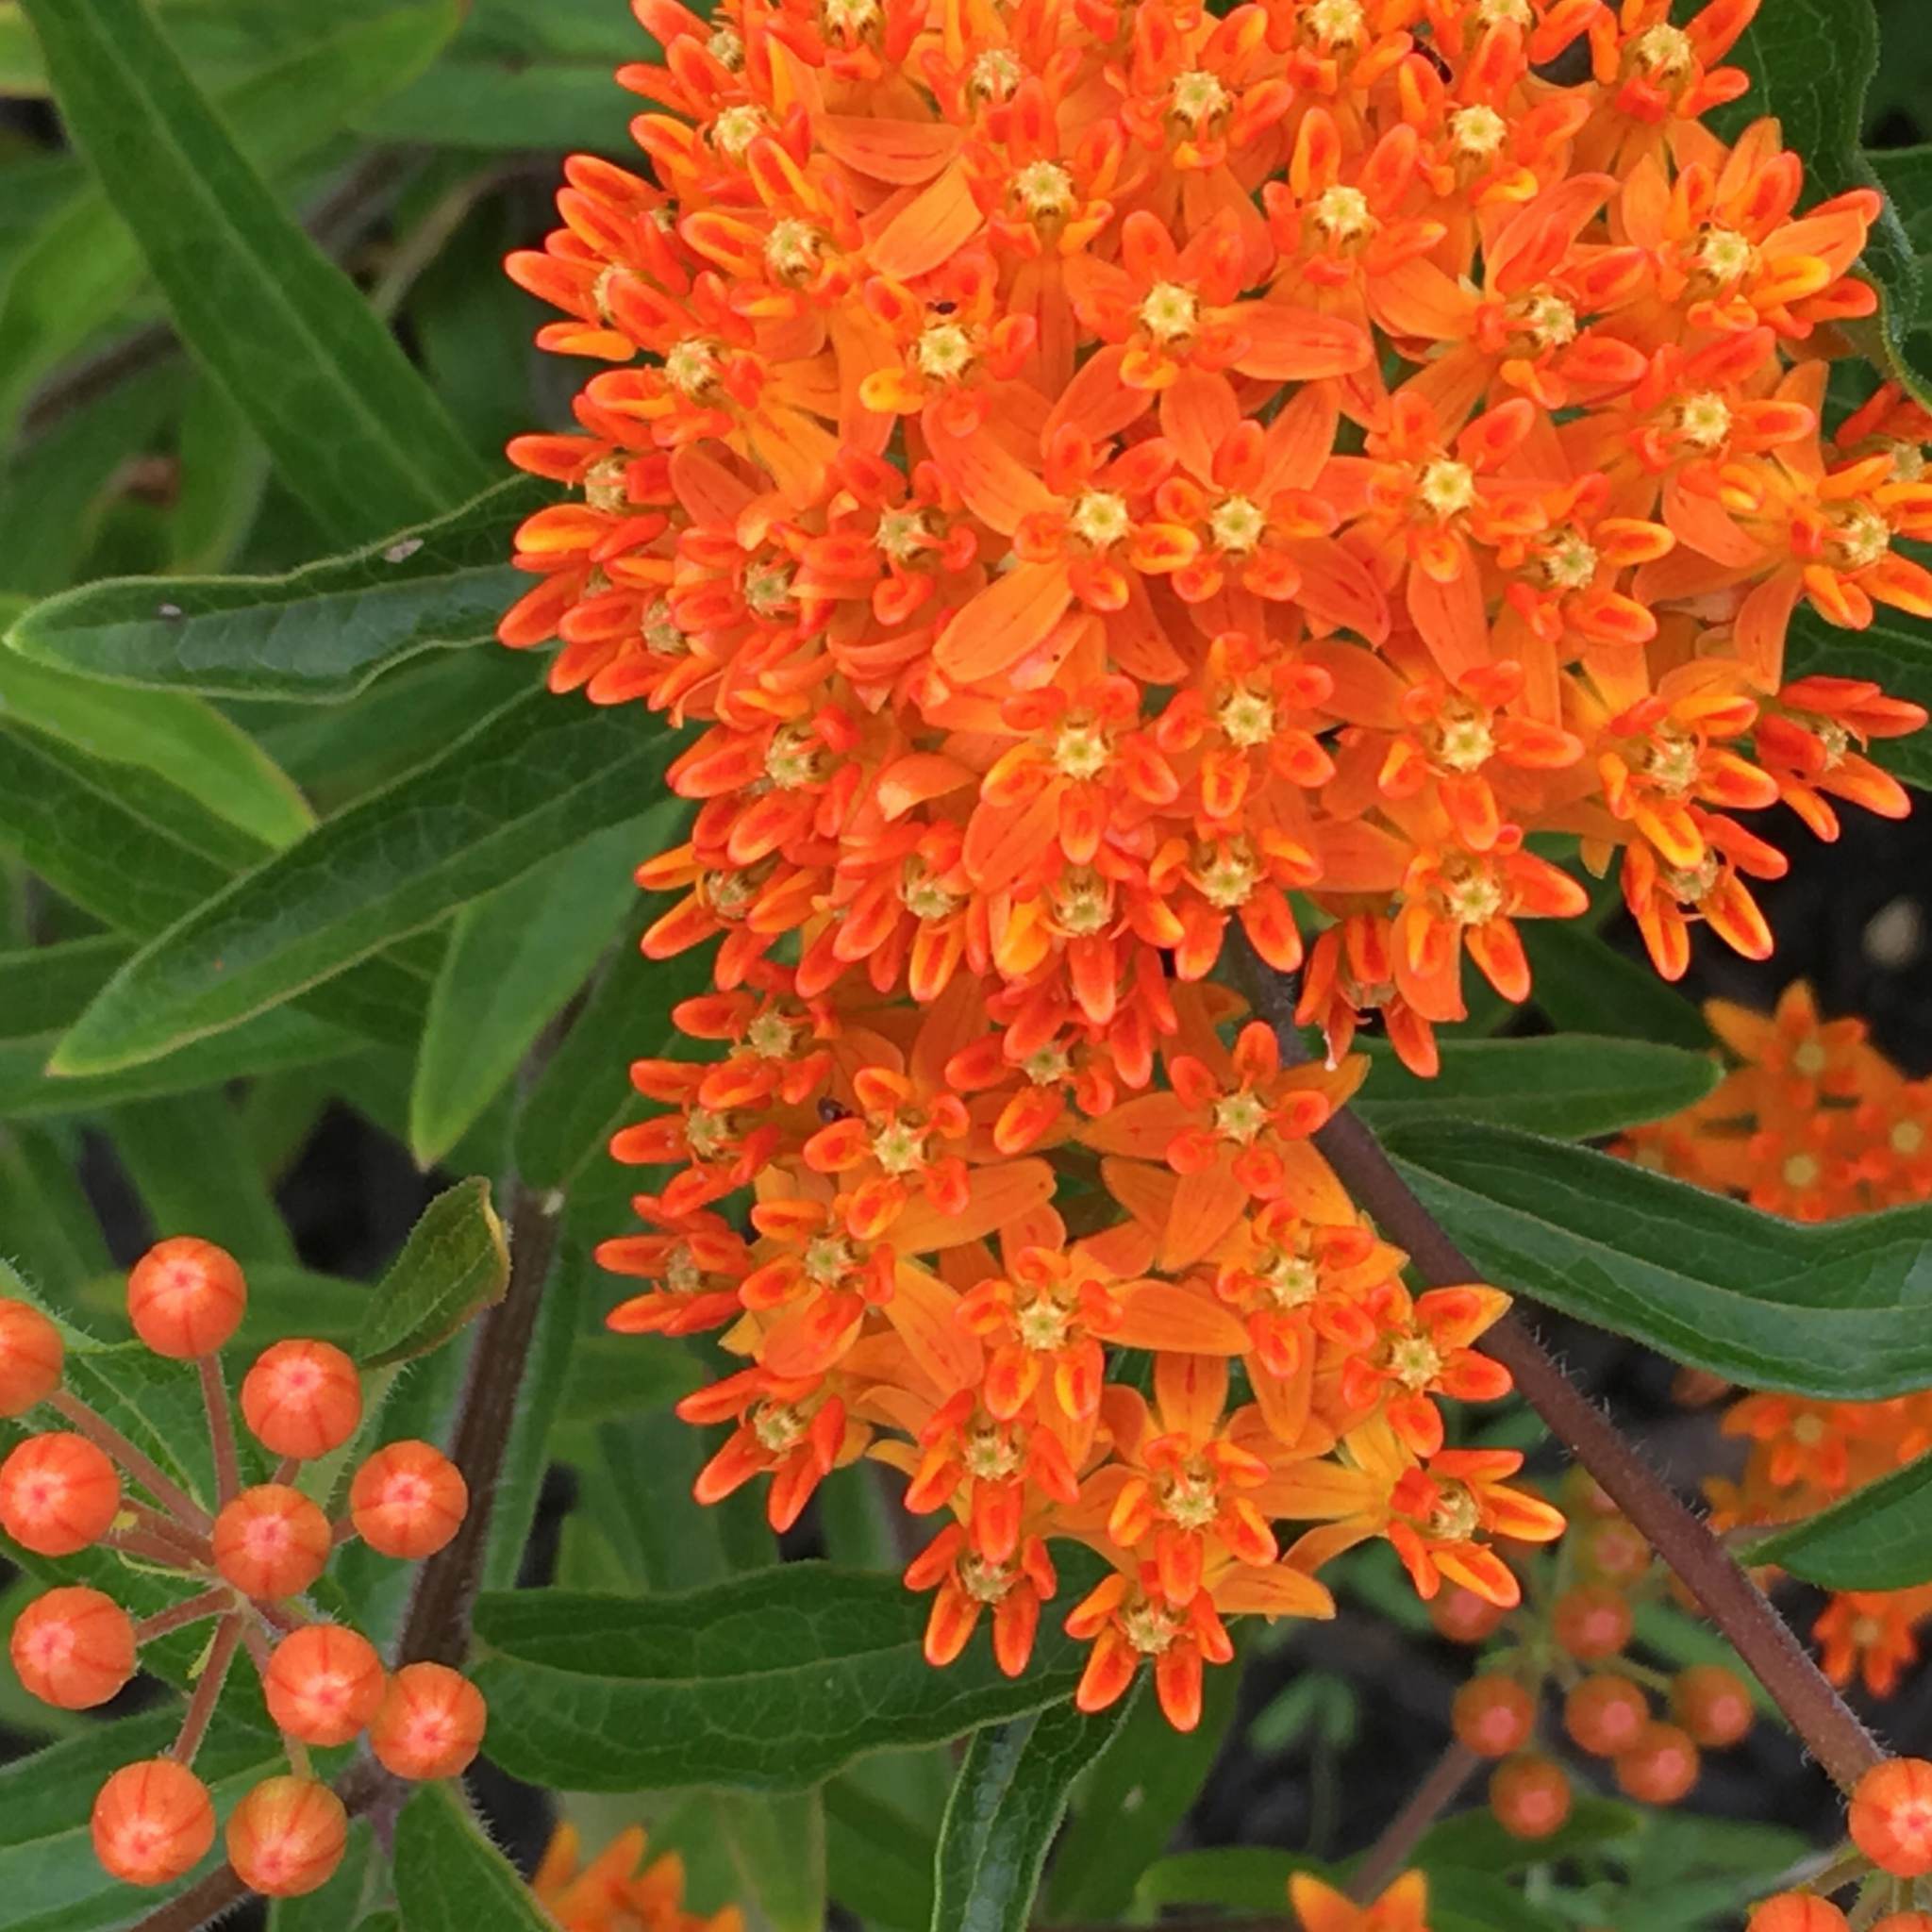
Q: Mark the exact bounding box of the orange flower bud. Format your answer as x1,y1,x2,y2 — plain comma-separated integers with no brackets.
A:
369,1662,487,1780
1613,1720,1700,1805
349,1441,468,1558
1488,1755,1571,1840
1450,1674,1535,1758
127,1237,246,1359
225,1776,349,1898
0,1431,121,1556
92,1758,216,1886
212,1485,331,1599
1551,1584,1633,1662
242,1341,363,1461
1874,1917,1932,1932
1669,1665,1753,1748
1562,1674,1649,1758
1427,1584,1509,1644
1851,1757,1932,1878
262,1624,386,1747
0,1298,63,1416
1747,1899,1850,1932
9,1586,137,1709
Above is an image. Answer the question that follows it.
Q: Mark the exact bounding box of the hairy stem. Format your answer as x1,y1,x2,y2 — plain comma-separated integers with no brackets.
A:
1349,1741,1479,1901
133,1589,229,1646
49,1387,211,1532
1236,943,1885,1794
198,1355,239,1508
171,1613,242,1769
391,1178,564,1669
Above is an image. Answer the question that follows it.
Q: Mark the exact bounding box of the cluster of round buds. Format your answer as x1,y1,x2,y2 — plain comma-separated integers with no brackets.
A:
497,0,1928,1733
1621,984,1932,1699
0,1239,482,1898
1748,1757,1932,1929
1433,1468,1751,1836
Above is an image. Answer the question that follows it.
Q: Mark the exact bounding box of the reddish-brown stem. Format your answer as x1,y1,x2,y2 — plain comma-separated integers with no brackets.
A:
1349,1742,1479,1902
122,1502,211,1567
100,1528,209,1567
49,1388,211,1532
272,1455,301,1487
330,1516,358,1548
197,1355,239,1508
1236,944,1886,1794
170,1613,242,1769
255,1597,304,1635
134,1589,230,1646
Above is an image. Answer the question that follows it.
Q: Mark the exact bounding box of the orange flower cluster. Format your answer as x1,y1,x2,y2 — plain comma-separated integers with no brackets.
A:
0,1241,481,1899
1623,982,1932,1697
497,0,1930,1727
533,1822,745,1932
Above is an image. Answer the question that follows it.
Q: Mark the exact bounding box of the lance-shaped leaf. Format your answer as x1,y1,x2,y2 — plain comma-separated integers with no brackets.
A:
469,1564,1096,1791
50,691,673,1076
355,1177,508,1367
1520,922,1712,1052
1386,1122,1932,1399
5,478,547,703
1746,1452,1932,1590
15,0,485,543
392,1783,557,1932
934,1698,1135,1932
1354,1037,1719,1141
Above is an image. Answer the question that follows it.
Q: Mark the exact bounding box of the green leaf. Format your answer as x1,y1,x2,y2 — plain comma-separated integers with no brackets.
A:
408,815,648,1167
392,1782,555,1932
513,908,710,1193
0,4,463,449
1354,1036,1719,1141
51,690,673,1076
1136,1848,1324,1913
825,1776,937,1931
1386,1121,1932,1398
1415,1798,1641,1875
935,1697,1134,1932
469,1562,1099,1792
1721,0,1928,407
269,1822,374,1932
353,1175,508,1368
0,722,425,1051
0,937,126,1043
1782,608,1932,790
16,0,485,544
0,1125,110,1289
0,641,313,849
712,1790,828,1932
1044,1655,1239,1919
1747,1450,1932,1588
6,477,547,703
1521,922,1712,1052
0,1711,279,1932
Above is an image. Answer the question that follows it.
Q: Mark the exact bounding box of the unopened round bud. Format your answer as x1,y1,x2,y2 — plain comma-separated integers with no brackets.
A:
9,1586,136,1709
1562,1674,1649,1758
1488,1754,1571,1840
127,1238,246,1358
1747,1898,1850,1932
1450,1674,1536,1758
369,1662,487,1780
242,1341,363,1461
212,1485,331,1600
1851,1757,1932,1878
1873,1915,1932,1932
262,1624,386,1747
0,1431,121,1556
349,1441,468,1558
1670,1664,1754,1748
1427,1582,1509,1644
92,1758,215,1886
1613,1720,1700,1805
0,1299,63,1416
225,1776,348,1898
1551,1584,1633,1662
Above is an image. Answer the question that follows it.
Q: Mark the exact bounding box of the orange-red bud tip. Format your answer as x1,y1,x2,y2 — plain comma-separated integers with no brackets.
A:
92,1758,216,1886
225,1776,348,1898
0,1431,121,1557
127,1238,247,1359
9,1586,137,1709
1851,1757,1932,1878
0,1298,63,1416
212,1485,331,1600
241,1341,363,1461
262,1624,387,1747
369,1662,487,1780
348,1441,469,1559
